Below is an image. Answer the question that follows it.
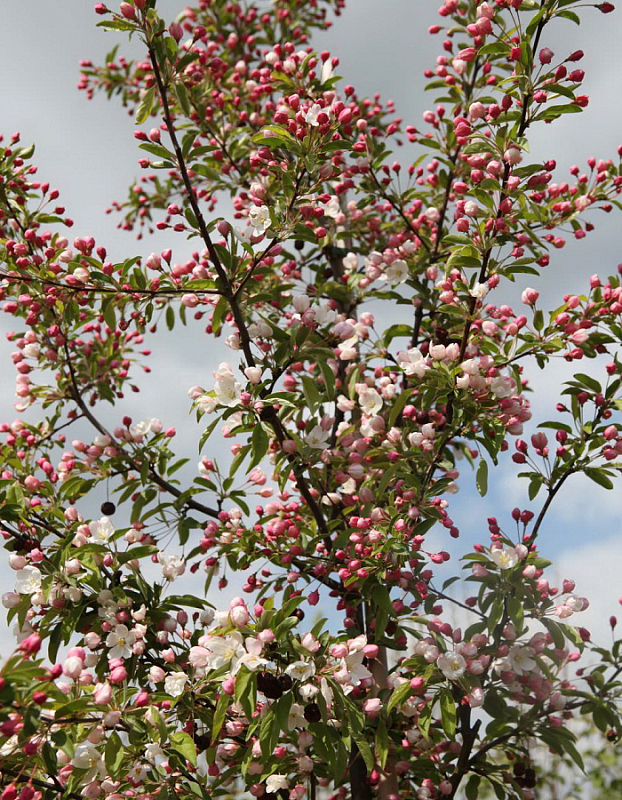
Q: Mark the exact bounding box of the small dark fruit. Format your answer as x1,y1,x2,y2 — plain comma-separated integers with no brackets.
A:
523,768,536,789
257,671,282,700
194,734,211,751
101,501,116,516
303,703,321,723
278,674,293,692
290,608,305,621
294,240,304,251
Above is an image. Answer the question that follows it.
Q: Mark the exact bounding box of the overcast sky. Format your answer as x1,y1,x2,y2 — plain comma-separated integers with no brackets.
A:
0,1,620,652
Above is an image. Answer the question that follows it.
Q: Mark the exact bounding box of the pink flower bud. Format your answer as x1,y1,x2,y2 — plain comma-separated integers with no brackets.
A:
135,690,150,707
539,47,554,64
93,682,113,705
169,22,183,42
19,633,42,655
63,655,84,680
523,565,537,579
119,3,136,21
230,605,250,626
521,287,539,306
145,253,162,271
504,147,522,165
109,665,127,685
363,698,383,719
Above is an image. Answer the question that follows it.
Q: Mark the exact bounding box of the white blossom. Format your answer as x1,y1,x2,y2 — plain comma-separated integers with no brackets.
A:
358,388,383,416
383,258,409,285
158,553,186,581
490,546,518,570
287,703,308,730
469,282,489,300
398,347,429,378
248,205,271,236
285,660,316,681
144,743,167,766
189,633,246,672
89,517,115,544
164,671,189,697
266,775,289,793
334,650,372,690
437,651,467,681
313,305,337,326
105,625,136,660
303,103,323,127
508,645,537,675
305,425,330,449
319,195,340,218
214,363,242,407
15,566,42,595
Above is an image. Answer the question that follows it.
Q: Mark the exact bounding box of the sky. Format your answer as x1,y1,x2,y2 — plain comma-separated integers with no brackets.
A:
0,0,620,655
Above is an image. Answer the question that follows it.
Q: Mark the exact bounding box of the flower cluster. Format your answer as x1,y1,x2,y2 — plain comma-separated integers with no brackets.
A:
1,1,621,800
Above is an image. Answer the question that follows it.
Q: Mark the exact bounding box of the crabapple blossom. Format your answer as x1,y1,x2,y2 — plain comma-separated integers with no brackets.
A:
0,2,621,800
437,651,467,681
163,672,189,697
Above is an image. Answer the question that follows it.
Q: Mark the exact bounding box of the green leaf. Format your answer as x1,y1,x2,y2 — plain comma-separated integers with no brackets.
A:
439,688,456,737
135,87,155,124
105,731,124,778
542,618,565,650
375,719,389,769
476,458,488,497
259,705,280,759
528,474,543,500
574,373,602,393
42,742,58,775
97,19,136,31
316,358,336,400
388,680,412,714
211,692,229,743
175,82,191,116
351,732,374,772
558,9,581,24
533,309,544,332
487,599,504,634
234,666,257,720
465,775,481,800
418,702,433,736
6,482,25,514
211,296,228,336
117,545,158,565
536,103,582,121
300,375,323,412
139,142,173,160
388,389,414,428
248,423,269,471
584,467,614,490
170,731,197,767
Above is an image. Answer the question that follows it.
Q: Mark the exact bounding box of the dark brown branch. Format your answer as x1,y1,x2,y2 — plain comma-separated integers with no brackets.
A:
61,341,220,519
147,37,331,541
0,270,220,298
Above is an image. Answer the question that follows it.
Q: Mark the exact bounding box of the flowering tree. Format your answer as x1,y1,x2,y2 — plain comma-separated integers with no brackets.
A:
1,1,622,799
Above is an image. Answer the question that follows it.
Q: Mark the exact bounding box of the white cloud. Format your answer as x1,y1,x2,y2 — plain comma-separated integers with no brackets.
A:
555,532,622,646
